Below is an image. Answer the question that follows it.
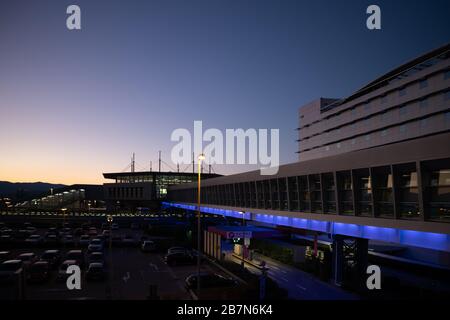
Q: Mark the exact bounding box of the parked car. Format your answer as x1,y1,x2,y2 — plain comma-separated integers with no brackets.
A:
62,235,76,247
141,241,156,253
0,260,23,283
88,228,97,237
74,228,83,236
79,235,90,247
102,230,111,237
88,239,103,252
0,251,10,263
88,252,104,264
45,234,59,245
167,247,190,255
164,252,195,266
16,252,37,268
39,250,61,269
25,234,43,246
111,223,119,230
28,261,50,283
86,262,106,281
57,260,77,281
66,250,84,268
185,272,238,290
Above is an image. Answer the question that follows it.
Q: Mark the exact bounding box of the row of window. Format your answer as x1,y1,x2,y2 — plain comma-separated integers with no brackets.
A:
299,68,450,138
301,89,449,147
108,187,144,199
168,158,450,223
300,108,450,154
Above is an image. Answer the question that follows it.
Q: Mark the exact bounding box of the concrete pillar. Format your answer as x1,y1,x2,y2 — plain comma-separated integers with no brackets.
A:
332,235,344,286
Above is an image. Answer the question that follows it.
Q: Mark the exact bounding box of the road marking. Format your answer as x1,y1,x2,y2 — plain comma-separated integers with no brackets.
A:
149,263,159,271
296,284,307,291
123,271,130,283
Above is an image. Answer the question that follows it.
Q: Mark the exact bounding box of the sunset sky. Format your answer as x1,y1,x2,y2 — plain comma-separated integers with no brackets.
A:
0,0,449,185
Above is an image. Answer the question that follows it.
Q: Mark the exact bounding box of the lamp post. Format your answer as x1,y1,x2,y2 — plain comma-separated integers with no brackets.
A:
239,211,246,268
61,208,67,227
107,214,113,299
196,153,205,298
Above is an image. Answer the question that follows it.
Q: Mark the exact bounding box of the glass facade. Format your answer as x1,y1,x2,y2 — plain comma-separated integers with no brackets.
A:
168,157,450,223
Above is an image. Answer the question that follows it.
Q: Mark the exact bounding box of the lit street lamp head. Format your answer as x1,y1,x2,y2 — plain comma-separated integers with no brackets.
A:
198,153,205,161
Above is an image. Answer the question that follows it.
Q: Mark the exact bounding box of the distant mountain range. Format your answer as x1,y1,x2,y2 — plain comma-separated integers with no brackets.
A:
0,181,67,201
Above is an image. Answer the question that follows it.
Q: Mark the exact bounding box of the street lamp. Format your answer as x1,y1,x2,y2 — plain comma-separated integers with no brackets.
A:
239,211,246,268
61,208,67,226
107,214,113,299
196,153,205,297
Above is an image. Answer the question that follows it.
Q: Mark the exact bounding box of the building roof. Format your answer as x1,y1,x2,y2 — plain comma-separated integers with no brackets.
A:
320,43,450,112
103,171,221,179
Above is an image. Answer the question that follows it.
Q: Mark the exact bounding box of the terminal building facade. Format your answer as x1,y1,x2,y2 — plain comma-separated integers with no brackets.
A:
165,44,450,284
103,171,220,211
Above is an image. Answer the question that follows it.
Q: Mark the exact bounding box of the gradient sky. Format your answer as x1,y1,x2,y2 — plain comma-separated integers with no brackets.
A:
0,0,449,185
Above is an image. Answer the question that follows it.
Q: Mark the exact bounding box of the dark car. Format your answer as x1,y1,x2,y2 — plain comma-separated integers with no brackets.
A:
185,273,238,290
40,250,61,269
164,252,195,266
0,251,10,263
28,261,50,283
88,252,104,264
86,262,106,281
66,250,84,268
0,260,23,284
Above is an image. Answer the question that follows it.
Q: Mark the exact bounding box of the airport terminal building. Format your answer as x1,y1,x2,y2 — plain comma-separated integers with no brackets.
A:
165,44,450,281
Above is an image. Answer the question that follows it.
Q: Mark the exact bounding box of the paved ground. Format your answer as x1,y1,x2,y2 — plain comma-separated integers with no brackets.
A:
227,252,359,300
0,226,232,300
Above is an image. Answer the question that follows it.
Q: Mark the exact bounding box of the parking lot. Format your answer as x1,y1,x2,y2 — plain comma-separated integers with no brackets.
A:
0,221,237,300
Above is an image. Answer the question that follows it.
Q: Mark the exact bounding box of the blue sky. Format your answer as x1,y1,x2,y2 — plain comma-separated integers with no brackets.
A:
0,0,449,184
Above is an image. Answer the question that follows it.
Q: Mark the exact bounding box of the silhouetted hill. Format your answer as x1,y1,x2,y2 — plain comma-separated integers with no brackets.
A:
0,181,66,202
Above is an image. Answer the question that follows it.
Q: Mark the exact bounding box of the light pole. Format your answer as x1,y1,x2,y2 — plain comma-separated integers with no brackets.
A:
239,211,246,268
61,208,67,227
107,214,113,299
196,153,205,298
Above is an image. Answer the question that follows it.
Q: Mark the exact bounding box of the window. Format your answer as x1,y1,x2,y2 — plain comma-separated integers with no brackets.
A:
422,159,450,222
445,70,450,80
365,134,371,141
381,129,388,137
399,105,408,116
364,103,371,111
399,124,407,133
419,98,428,111
336,142,341,149
445,112,450,124
445,91,450,101
351,138,356,145
399,87,407,97
381,95,388,104
325,146,330,151
419,79,428,89
420,118,428,128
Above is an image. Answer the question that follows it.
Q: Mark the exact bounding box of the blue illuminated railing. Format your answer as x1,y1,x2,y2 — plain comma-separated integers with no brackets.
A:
162,201,450,252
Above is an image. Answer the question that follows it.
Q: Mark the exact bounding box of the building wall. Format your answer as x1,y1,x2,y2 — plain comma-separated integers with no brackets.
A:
167,132,450,233
298,48,450,161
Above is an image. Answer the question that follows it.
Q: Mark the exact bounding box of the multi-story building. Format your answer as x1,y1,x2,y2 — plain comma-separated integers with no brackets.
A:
297,44,450,161
165,45,450,280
